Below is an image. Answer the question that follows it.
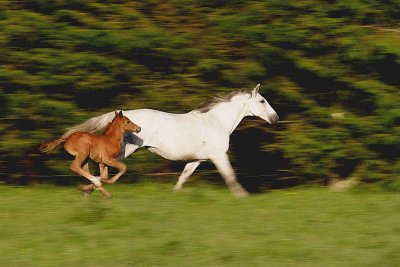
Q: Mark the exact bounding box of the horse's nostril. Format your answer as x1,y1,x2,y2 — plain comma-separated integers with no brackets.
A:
137,127,141,132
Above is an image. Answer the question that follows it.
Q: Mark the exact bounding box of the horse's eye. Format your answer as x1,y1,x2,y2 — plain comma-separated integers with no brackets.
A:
260,100,265,104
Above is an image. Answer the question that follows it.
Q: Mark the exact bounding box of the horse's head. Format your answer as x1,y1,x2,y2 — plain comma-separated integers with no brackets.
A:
247,84,279,125
114,111,141,133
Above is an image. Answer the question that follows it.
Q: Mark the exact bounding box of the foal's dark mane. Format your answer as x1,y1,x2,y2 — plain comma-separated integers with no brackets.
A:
194,89,252,113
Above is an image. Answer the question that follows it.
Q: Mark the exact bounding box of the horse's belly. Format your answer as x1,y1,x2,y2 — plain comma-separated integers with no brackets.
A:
147,145,205,161
145,132,226,161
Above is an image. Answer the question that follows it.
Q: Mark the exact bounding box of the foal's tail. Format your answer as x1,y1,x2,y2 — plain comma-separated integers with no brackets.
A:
39,138,65,153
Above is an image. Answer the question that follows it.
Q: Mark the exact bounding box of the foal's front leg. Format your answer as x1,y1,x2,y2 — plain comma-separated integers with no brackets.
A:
101,159,127,184
99,164,109,180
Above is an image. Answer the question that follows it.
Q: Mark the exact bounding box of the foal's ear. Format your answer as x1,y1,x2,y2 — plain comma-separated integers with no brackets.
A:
118,110,123,117
252,84,260,97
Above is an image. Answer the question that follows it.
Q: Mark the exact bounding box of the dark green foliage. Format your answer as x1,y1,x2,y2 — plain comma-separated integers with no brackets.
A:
0,0,398,188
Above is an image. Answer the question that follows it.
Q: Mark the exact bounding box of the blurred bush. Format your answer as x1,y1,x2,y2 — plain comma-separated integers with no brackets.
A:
0,0,399,189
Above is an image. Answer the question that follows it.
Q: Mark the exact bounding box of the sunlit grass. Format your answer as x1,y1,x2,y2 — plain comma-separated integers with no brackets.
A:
1,183,399,266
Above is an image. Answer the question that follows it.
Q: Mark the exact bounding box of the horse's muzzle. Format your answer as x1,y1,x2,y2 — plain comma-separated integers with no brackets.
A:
271,114,279,124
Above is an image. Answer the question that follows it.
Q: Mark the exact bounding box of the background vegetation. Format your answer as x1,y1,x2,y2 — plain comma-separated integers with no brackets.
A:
0,0,399,190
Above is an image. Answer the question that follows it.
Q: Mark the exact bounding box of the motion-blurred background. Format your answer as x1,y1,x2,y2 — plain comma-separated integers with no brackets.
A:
1,0,399,191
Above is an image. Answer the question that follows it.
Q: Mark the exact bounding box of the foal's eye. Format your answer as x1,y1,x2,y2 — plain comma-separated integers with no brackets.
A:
260,100,265,104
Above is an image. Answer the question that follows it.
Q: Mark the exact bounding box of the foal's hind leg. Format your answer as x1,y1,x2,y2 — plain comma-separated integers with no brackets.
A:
101,159,126,184
76,164,112,198
78,163,113,198
70,153,102,187
78,163,96,197
70,154,112,197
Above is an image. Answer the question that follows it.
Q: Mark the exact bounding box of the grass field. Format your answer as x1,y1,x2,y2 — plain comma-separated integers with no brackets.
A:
1,182,399,267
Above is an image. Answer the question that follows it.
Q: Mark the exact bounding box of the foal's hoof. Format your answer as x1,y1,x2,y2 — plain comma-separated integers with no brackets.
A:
78,184,94,198
78,183,95,192
81,190,92,198
97,187,112,198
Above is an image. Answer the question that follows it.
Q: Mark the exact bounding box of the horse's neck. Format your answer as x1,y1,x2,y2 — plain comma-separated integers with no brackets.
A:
206,99,249,135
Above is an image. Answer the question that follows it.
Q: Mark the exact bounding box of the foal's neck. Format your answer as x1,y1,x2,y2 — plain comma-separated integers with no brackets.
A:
104,121,124,144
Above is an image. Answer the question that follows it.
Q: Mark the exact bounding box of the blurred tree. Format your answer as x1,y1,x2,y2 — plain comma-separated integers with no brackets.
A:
0,0,398,190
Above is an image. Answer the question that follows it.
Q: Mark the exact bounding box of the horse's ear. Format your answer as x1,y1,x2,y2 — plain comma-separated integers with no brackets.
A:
252,84,260,97
114,111,119,117
118,111,123,117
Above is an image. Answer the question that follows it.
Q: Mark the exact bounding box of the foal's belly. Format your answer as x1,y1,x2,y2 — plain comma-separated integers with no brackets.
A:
90,144,119,163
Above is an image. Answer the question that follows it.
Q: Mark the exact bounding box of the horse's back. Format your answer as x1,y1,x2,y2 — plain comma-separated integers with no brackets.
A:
123,109,213,160
125,109,203,140
124,109,189,125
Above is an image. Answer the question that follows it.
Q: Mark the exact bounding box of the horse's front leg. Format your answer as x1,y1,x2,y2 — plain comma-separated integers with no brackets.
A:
210,153,249,197
101,159,126,184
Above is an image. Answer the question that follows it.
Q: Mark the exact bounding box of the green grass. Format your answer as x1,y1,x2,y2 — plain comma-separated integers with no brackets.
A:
1,182,400,267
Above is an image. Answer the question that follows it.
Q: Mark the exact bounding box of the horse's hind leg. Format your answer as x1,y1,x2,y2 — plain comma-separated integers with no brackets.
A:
101,159,126,184
174,161,201,191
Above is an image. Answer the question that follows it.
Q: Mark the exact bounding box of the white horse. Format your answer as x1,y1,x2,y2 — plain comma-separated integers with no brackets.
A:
64,84,278,196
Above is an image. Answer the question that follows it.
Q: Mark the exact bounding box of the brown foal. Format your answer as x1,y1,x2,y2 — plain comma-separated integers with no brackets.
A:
40,111,141,197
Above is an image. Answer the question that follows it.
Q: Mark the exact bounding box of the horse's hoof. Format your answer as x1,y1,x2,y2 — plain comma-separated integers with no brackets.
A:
232,186,249,198
234,190,249,198
173,185,182,192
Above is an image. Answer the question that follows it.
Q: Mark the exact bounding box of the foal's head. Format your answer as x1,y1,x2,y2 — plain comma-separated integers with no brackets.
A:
113,111,141,133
